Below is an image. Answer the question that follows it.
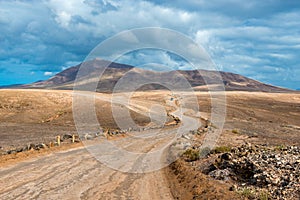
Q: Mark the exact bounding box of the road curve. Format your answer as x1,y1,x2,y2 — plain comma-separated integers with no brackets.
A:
0,142,173,200
0,92,201,199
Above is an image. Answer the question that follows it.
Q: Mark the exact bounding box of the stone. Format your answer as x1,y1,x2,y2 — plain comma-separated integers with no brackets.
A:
62,134,73,140
16,147,24,153
210,144,300,199
84,134,94,140
220,153,232,161
27,143,36,150
206,164,218,173
229,185,237,191
36,143,47,149
208,169,231,181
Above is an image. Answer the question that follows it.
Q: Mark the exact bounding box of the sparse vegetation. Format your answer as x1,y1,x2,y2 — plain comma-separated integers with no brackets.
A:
232,129,240,134
57,110,66,116
213,146,232,154
237,187,269,199
183,148,200,162
274,144,286,151
259,191,269,200
238,187,255,199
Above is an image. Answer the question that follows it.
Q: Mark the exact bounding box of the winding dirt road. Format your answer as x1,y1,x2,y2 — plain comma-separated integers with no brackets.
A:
0,120,199,200
0,92,202,200
0,143,173,199
0,97,192,200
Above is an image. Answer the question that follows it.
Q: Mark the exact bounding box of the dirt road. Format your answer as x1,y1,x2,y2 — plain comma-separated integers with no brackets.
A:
2,90,298,199
0,91,200,200
0,138,174,200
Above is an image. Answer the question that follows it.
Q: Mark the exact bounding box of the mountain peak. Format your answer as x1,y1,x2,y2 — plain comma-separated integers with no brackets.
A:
14,60,293,93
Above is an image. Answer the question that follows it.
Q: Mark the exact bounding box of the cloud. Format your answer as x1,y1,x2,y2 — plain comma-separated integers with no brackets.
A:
44,71,53,76
0,0,299,89
146,0,300,19
115,49,193,71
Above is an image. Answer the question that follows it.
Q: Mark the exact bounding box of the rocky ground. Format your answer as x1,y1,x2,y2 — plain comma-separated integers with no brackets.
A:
208,143,300,199
166,114,300,200
1,90,299,199
171,134,300,199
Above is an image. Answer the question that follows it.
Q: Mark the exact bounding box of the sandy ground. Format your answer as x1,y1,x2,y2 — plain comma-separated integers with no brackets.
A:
0,89,156,150
0,89,299,199
0,138,174,199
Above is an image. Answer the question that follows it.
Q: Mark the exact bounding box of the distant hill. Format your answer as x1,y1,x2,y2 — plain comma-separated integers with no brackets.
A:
0,84,24,89
14,59,292,93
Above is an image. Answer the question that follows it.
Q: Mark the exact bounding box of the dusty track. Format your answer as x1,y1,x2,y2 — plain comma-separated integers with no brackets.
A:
0,89,194,200
0,139,174,200
0,89,299,199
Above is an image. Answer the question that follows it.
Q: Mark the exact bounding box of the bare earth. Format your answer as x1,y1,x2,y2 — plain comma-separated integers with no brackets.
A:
0,89,299,199
0,142,174,199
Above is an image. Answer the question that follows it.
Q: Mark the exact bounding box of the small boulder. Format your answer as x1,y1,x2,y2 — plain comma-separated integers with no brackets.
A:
221,152,232,161
62,134,73,140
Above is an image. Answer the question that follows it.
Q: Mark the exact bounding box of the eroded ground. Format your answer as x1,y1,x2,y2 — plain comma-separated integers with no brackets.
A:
0,89,299,199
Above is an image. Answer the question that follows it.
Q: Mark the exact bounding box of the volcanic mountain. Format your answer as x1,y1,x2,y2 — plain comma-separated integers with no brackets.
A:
21,59,291,92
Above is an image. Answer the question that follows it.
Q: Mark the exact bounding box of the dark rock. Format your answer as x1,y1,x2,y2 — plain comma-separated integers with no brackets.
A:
16,147,24,153
220,152,232,161
7,149,17,154
210,144,300,199
203,164,218,174
35,143,47,149
62,134,73,140
27,143,36,150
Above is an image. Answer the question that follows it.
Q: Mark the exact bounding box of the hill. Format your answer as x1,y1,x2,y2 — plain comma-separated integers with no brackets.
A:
18,59,291,92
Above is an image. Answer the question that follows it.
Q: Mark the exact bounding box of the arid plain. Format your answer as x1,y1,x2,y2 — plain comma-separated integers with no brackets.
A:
0,89,299,199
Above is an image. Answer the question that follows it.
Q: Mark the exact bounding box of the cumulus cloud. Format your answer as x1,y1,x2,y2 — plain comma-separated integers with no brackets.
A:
115,49,193,71
0,0,299,89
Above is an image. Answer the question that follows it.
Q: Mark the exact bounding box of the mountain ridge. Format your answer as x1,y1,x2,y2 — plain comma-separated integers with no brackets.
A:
10,59,294,93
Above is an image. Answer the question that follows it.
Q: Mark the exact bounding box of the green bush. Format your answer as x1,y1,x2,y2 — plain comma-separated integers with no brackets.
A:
213,146,232,154
259,191,269,200
238,188,255,199
183,149,200,161
275,144,286,151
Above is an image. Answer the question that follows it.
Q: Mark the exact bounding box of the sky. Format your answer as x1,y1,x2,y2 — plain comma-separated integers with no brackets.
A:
0,0,299,89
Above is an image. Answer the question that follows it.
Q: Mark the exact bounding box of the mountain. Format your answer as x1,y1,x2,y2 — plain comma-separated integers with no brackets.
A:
0,84,24,89
19,59,292,92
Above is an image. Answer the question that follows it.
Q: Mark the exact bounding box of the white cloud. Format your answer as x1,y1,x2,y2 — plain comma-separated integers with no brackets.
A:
0,0,299,89
44,72,53,76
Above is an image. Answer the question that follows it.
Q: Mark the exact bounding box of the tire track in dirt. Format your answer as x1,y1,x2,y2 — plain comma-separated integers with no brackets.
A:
0,93,198,199
109,131,178,200
0,136,174,199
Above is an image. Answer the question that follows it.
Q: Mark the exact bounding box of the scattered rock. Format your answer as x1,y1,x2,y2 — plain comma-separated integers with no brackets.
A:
84,134,94,140
6,149,17,154
62,134,73,140
220,152,232,161
35,143,47,150
27,143,36,150
210,144,300,199
182,135,190,140
208,169,231,181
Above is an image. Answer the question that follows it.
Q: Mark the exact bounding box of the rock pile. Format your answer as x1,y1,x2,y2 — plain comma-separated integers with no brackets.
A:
1,129,129,156
3,143,48,155
1,133,80,155
209,144,300,199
